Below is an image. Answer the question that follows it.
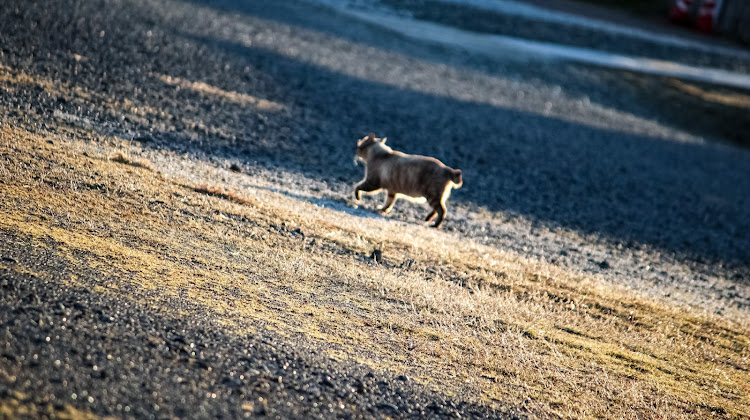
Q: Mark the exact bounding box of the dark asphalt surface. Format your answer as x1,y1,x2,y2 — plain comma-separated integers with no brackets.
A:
1,0,749,417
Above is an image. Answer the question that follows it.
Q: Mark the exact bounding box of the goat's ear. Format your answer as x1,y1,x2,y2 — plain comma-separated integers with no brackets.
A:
380,137,387,144
367,133,375,141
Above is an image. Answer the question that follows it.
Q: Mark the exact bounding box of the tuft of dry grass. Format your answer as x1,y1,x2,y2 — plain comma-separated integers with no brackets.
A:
0,384,111,420
1,122,749,419
108,151,154,171
670,79,750,109
156,74,285,111
0,399,111,420
188,183,257,206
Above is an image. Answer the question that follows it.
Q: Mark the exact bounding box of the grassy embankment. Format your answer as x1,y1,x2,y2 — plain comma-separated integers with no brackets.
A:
1,62,749,419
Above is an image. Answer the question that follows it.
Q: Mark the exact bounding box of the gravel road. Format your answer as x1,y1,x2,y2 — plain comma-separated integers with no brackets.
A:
1,0,749,417
377,0,750,73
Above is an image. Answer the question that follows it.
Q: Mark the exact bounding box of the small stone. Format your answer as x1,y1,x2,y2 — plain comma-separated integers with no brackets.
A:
2,353,18,362
377,403,399,411
169,335,186,344
134,135,153,143
229,163,242,172
194,358,210,370
353,380,365,393
222,377,242,388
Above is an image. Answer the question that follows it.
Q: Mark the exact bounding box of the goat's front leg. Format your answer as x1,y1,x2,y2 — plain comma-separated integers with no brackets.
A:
379,192,397,214
354,179,380,201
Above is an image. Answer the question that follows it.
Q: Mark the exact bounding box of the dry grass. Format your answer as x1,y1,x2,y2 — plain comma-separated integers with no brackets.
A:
108,151,155,171
157,74,285,111
670,79,750,109
187,183,257,206
0,374,109,419
0,398,110,420
1,122,748,419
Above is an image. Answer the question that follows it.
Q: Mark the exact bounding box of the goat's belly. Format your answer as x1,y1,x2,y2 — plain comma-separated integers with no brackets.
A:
383,181,424,199
397,194,427,204
379,165,428,198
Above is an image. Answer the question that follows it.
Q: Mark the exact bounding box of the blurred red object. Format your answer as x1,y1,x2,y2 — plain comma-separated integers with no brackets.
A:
670,0,725,33
670,0,693,23
696,0,719,32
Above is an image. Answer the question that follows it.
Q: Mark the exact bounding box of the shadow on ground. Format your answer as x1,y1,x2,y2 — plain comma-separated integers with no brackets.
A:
182,0,750,148
2,0,749,269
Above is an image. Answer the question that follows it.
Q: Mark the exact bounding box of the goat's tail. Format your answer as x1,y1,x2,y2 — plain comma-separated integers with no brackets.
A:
450,169,463,188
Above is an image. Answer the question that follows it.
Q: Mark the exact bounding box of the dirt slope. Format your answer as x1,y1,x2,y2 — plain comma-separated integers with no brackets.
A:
1,0,749,418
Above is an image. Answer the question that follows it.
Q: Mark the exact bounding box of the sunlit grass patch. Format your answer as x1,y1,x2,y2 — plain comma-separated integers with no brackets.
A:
1,124,748,419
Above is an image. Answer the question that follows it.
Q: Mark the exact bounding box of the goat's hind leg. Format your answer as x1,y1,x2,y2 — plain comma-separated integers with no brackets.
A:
428,197,446,228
